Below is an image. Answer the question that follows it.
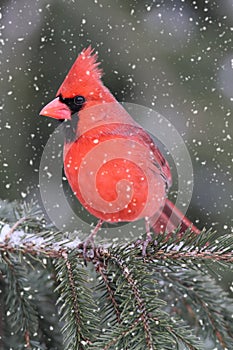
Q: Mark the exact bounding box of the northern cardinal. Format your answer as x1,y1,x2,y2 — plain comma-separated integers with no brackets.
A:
40,47,200,252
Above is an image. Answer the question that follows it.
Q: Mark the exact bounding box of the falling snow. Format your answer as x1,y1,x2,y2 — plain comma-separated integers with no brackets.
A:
0,2,232,349
0,1,232,235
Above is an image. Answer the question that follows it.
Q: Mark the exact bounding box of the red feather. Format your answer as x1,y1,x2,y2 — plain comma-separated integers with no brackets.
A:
40,47,200,237
57,46,103,98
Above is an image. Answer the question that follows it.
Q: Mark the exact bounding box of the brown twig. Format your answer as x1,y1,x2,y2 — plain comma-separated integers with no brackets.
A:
151,250,233,262
0,240,233,264
61,252,91,346
110,254,154,349
95,261,121,323
102,315,147,350
62,252,82,328
24,330,30,348
5,216,27,242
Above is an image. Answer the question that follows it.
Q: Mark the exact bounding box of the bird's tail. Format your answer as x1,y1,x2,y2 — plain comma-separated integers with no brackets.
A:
152,198,200,235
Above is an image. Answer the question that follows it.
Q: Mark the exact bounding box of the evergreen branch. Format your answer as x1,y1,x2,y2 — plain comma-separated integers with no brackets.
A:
4,216,27,242
62,251,83,334
152,265,233,347
92,245,202,350
2,253,39,347
95,261,121,323
0,202,233,265
0,201,233,349
110,252,154,349
0,199,47,234
55,252,99,350
97,315,153,350
151,249,233,262
0,240,233,264
165,325,199,350
32,264,64,350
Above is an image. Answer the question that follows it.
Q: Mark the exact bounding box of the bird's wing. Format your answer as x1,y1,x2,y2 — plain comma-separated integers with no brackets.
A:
98,123,172,189
134,127,172,189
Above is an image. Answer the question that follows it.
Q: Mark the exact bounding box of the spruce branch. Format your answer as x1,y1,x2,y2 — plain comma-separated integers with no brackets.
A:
55,251,99,350
1,241,233,264
95,261,121,323
3,252,39,348
92,245,202,350
62,251,82,325
109,251,155,349
4,216,27,242
0,200,233,349
151,264,233,347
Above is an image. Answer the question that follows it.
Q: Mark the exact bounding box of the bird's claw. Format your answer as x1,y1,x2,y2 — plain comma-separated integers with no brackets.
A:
142,231,153,257
81,237,95,264
78,219,103,264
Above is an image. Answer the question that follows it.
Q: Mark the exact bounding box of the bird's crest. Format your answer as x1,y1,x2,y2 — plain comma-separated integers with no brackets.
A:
56,46,103,97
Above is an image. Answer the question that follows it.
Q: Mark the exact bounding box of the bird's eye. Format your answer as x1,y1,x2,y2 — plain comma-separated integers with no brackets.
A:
58,94,85,115
74,96,85,105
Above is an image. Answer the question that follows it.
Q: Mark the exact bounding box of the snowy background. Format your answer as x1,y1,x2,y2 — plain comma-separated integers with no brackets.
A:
0,0,232,236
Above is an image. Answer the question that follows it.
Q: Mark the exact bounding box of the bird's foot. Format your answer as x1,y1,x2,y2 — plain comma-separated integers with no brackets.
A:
79,219,103,264
82,235,95,263
142,231,153,256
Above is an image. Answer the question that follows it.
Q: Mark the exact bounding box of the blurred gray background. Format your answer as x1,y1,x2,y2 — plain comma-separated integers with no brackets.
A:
0,0,232,235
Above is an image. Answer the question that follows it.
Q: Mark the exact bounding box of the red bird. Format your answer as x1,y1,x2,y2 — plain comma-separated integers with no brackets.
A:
40,47,200,251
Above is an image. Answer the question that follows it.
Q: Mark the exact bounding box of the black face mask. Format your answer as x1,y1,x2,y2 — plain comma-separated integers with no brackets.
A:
58,94,86,143
59,94,86,115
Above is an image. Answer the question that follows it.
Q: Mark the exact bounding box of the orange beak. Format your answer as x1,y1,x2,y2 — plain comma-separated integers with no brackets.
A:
39,97,71,120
